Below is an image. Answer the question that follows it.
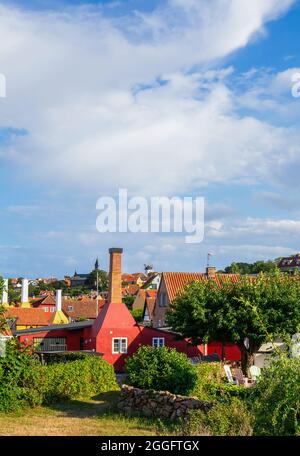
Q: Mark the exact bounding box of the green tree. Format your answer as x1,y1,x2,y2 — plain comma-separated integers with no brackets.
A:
87,269,108,291
224,261,277,275
167,271,300,375
123,295,135,310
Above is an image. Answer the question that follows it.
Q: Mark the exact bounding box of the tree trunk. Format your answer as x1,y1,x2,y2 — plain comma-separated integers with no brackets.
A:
239,345,255,377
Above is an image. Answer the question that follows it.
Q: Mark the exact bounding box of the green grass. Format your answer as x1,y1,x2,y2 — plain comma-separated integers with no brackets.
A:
0,391,179,436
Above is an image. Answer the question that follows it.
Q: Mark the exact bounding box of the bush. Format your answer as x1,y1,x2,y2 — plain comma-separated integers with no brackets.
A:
0,339,46,412
125,346,197,395
44,355,119,402
185,398,253,436
182,362,253,436
42,352,89,365
193,362,249,403
0,340,119,411
251,356,300,436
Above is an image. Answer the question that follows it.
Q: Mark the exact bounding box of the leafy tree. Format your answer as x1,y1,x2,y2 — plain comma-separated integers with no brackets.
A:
224,261,277,275
130,308,144,323
167,271,300,375
123,295,135,310
125,346,198,395
87,269,108,291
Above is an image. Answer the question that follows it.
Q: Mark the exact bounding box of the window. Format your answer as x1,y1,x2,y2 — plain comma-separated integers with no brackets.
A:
67,306,74,312
112,338,127,354
152,337,165,348
50,307,55,313
44,307,49,312
33,337,67,352
159,292,167,307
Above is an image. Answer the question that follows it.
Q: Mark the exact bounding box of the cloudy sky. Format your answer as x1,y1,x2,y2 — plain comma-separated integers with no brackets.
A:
0,0,300,277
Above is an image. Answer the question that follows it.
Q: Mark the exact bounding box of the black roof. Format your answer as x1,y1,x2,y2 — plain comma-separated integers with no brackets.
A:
13,320,94,336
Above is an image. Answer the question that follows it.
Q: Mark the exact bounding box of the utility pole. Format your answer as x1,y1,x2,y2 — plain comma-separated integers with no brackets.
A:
96,269,99,317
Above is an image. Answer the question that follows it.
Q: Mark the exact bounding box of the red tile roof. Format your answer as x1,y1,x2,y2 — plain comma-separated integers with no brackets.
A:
4,307,51,327
62,299,105,320
31,295,56,307
145,289,157,298
145,297,156,319
162,272,240,302
122,284,140,296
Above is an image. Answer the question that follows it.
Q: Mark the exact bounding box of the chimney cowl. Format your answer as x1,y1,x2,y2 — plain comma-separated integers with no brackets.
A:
109,248,123,254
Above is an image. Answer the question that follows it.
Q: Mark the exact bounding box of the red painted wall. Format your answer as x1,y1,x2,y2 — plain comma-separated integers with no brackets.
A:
206,341,241,361
19,329,84,351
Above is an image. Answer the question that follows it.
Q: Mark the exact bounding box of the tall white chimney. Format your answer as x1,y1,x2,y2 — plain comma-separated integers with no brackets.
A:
21,279,29,305
2,279,8,305
56,290,62,312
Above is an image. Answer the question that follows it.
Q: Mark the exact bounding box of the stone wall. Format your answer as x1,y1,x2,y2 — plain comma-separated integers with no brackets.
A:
118,385,213,420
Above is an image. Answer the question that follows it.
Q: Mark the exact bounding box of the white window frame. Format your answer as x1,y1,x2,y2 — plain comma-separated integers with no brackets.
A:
112,337,128,354
67,306,74,312
152,337,165,348
44,307,49,312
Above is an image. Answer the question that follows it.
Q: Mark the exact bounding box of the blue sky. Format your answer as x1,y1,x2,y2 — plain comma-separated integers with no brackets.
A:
1,0,300,277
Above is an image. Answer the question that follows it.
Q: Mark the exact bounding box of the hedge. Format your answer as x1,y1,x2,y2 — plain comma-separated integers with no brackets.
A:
0,340,118,412
44,355,119,402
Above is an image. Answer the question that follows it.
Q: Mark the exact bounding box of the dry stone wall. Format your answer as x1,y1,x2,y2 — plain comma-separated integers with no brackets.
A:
118,385,213,420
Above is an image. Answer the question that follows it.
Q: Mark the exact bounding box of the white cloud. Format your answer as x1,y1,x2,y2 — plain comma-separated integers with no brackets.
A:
0,0,297,198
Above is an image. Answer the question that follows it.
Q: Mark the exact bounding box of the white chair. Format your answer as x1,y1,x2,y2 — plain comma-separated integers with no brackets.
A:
249,365,261,381
224,365,237,384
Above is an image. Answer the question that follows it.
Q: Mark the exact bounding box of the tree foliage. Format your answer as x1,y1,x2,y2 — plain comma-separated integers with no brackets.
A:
251,355,300,435
125,346,197,395
222,260,278,275
167,271,300,374
87,269,108,291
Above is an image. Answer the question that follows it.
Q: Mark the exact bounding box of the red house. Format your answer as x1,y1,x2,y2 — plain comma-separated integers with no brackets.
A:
14,248,240,371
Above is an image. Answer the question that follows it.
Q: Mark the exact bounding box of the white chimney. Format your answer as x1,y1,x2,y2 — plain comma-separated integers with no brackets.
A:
56,290,62,312
2,279,8,305
21,279,29,304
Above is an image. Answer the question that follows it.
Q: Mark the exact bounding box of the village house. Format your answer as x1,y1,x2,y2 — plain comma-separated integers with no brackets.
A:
3,281,69,330
62,297,105,322
12,248,241,371
278,253,300,273
152,268,240,329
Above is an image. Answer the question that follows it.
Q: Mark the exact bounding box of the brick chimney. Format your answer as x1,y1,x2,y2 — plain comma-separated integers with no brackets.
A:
206,266,217,278
108,248,123,303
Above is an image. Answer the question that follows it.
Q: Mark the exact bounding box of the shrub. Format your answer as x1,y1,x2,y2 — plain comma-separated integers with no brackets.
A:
251,356,300,436
0,339,46,412
44,355,119,402
182,362,253,436
42,352,89,365
125,346,198,395
185,398,253,436
193,362,249,403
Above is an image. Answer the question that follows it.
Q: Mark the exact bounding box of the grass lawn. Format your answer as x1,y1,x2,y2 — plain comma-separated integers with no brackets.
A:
0,391,178,436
